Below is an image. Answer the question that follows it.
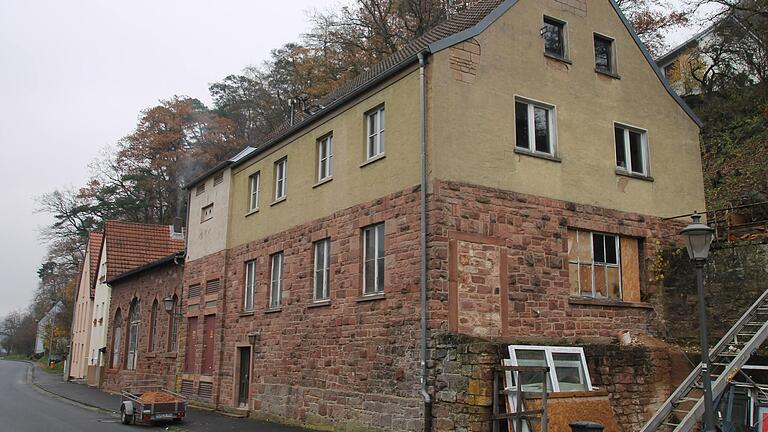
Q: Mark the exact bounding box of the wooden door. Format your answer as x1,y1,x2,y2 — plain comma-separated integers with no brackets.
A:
184,317,198,373
201,315,215,375
237,347,251,407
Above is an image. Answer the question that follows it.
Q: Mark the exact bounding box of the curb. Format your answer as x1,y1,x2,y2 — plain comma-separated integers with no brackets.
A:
27,363,118,417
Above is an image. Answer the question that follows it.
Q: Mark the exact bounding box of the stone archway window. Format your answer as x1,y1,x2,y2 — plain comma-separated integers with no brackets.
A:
111,309,122,369
126,299,140,370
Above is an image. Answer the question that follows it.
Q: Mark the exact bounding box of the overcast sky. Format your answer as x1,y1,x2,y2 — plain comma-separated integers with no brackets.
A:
0,0,710,318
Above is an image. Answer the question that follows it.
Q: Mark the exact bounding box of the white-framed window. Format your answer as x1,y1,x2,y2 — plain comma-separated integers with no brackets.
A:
594,33,616,74
201,203,214,223
274,158,287,200
567,229,622,300
313,239,331,301
366,106,385,160
515,97,557,156
317,134,333,181
248,172,260,212
614,123,649,176
362,223,385,295
269,252,283,309
244,260,256,311
506,345,592,393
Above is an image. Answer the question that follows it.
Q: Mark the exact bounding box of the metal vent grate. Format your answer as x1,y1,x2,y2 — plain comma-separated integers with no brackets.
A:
213,172,224,186
205,279,220,295
188,284,202,298
198,382,213,401
180,380,193,397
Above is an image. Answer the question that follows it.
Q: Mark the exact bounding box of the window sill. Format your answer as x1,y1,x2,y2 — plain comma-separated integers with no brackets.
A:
308,300,331,308
162,352,177,358
313,177,333,189
245,208,259,218
360,154,386,168
264,307,282,314
145,353,157,359
568,297,653,309
595,68,621,80
544,52,572,65
615,169,654,182
356,293,385,303
239,311,255,317
514,148,561,163
270,197,287,207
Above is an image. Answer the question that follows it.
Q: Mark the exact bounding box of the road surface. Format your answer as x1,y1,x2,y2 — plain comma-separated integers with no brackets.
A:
0,360,130,432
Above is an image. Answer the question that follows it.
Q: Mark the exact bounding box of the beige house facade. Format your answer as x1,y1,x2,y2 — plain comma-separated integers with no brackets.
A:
178,0,705,430
68,232,102,380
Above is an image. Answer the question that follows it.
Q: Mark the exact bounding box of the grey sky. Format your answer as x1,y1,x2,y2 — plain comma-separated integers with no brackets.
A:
0,0,710,318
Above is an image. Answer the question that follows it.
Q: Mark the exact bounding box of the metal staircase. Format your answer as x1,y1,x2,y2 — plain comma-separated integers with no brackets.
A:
640,289,768,432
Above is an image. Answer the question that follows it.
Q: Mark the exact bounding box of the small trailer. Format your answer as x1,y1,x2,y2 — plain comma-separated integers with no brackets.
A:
119,388,186,425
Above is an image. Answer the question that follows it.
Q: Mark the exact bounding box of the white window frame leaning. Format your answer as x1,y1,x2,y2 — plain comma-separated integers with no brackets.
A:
569,230,623,300
274,158,287,201
313,239,331,301
244,260,256,311
505,345,593,393
614,122,650,176
514,96,558,157
248,172,260,212
366,106,385,160
317,134,333,181
362,223,385,295
269,252,283,309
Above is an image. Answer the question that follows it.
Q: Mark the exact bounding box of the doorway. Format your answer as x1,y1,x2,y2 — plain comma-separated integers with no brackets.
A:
237,346,251,408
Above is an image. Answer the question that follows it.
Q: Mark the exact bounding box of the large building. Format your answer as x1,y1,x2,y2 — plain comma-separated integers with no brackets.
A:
68,232,102,380
178,0,705,430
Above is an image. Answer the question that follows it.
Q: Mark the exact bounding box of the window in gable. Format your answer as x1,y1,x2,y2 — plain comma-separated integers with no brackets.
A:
594,34,616,74
248,172,260,212
274,158,287,201
614,124,649,176
201,203,214,223
196,183,205,196
542,17,566,59
213,172,224,186
317,134,333,181
366,106,385,160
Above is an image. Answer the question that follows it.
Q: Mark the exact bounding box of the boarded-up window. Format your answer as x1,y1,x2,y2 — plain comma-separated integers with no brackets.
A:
568,229,641,302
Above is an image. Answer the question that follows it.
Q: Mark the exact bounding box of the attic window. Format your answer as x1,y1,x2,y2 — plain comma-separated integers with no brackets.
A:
213,172,224,186
196,183,205,196
594,34,616,75
542,17,566,60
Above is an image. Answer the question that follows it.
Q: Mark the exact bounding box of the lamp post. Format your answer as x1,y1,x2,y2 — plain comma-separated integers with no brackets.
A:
680,211,715,432
163,296,181,393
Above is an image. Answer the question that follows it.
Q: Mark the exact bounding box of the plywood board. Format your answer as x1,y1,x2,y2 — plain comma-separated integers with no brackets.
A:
620,237,641,302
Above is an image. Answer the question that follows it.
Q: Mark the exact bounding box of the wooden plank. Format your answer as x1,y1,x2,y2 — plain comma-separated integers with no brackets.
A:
620,237,641,303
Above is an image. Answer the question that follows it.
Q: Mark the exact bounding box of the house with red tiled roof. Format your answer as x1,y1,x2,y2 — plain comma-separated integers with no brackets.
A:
67,231,102,381
85,221,184,387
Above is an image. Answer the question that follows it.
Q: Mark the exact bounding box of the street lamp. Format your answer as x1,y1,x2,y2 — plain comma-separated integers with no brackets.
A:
163,296,176,315
680,211,715,432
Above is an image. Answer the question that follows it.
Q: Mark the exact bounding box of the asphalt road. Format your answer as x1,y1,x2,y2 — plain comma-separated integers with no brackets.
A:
0,360,133,432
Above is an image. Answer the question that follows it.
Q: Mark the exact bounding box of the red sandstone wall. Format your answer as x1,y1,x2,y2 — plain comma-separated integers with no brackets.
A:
103,262,183,393
428,180,685,339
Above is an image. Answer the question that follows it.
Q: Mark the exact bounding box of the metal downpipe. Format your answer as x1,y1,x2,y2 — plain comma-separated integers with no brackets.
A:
417,51,432,432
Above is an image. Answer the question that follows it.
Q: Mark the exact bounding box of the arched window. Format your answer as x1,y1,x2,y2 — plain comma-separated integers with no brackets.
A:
167,295,179,352
149,299,158,352
111,309,122,369
126,299,140,370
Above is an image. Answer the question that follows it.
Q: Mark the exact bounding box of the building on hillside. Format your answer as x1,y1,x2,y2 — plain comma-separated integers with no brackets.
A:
67,231,102,381
657,16,764,96
86,221,185,387
179,0,706,431
102,251,184,393
35,301,64,355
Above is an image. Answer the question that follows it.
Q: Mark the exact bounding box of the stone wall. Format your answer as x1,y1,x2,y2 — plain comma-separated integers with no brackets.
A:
660,242,768,345
429,333,684,432
427,180,686,340
103,261,183,393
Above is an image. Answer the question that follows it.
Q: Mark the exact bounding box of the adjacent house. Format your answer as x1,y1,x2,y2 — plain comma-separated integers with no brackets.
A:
86,221,185,387
102,251,184,393
176,0,704,430
35,301,64,355
68,231,102,380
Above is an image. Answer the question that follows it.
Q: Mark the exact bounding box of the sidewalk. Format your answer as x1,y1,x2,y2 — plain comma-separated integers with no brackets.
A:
32,364,314,432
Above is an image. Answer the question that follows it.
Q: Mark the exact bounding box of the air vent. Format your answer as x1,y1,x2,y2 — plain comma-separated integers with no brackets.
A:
188,284,202,298
213,172,224,186
205,279,220,295
196,183,205,196
180,380,194,397
198,382,213,401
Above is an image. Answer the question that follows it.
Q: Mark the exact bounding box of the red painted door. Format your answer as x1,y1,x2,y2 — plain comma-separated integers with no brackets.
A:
184,317,198,373
201,315,215,375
